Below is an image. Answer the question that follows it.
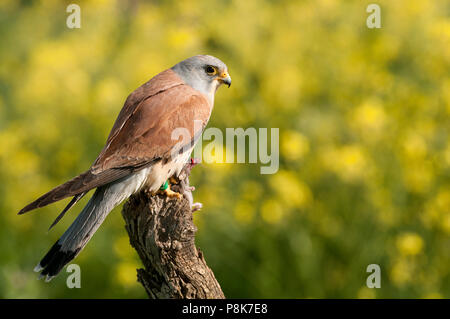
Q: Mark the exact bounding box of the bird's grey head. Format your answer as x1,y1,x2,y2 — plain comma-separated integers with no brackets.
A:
171,55,231,104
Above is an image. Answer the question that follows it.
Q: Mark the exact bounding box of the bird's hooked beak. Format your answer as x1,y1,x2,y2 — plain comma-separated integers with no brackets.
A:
218,71,231,88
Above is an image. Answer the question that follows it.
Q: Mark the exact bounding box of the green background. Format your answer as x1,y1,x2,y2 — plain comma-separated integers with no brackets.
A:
0,0,449,298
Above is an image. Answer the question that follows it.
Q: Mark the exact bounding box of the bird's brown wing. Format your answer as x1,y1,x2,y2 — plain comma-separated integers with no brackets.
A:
91,78,211,172
19,69,212,215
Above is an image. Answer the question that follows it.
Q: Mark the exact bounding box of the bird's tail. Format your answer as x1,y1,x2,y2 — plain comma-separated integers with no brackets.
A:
34,180,133,281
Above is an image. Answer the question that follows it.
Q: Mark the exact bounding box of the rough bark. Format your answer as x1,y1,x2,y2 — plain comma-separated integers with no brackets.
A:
121,162,225,299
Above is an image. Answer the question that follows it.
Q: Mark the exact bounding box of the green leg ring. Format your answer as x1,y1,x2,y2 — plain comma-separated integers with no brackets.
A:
160,180,169,190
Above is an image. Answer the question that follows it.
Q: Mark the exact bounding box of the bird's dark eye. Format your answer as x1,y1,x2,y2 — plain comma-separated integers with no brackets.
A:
205,65,216,75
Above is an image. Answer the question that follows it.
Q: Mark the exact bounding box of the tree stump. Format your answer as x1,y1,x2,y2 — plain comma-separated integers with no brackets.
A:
121,161,225,299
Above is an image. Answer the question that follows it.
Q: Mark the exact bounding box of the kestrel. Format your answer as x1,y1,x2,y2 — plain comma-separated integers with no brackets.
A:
18,55,231,281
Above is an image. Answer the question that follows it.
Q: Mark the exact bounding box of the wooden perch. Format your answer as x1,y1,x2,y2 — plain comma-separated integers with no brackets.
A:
121,161,225,299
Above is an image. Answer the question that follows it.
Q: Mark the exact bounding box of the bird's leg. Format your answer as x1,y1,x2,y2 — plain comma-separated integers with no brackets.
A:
157,158,200,203
159,179,182,199
164,186,182,199
177,158,202,211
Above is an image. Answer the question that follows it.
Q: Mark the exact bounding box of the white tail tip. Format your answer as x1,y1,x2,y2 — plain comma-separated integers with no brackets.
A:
34,263,43,273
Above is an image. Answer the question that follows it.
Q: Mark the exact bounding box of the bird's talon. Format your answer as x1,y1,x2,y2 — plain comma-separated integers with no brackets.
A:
164,188,183,199
192,202,202,212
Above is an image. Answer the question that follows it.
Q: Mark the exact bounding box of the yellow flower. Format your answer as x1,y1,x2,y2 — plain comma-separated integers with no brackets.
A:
357,287,376,299
167,28,195,49
321,145,369,183
115,262,138,288
444,144,450,167
424,189,450,233
390,260,413,286
95,77,125,112
260,199,284,224
403,161,433,194
281,130,309,161
353,99,386,134
396,233,424,256
269,170,312,208
403,133,427,159
423,292,443,299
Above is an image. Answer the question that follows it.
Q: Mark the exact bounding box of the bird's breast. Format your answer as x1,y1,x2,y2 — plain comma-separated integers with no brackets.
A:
143,147,193,192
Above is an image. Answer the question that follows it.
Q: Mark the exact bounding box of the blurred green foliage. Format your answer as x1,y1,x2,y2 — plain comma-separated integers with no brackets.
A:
0,0,449,298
